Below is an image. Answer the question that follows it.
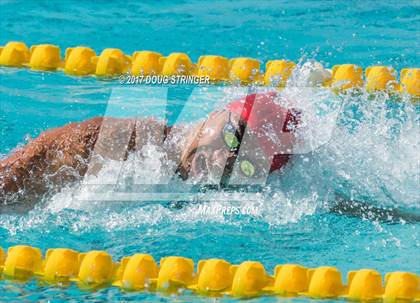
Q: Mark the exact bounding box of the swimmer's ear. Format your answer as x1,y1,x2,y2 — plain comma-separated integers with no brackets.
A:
266,60,273,70
400,68,408,79
65,48,73,62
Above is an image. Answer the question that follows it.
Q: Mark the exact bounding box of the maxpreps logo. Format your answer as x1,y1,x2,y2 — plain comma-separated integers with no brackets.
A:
78,85,343,202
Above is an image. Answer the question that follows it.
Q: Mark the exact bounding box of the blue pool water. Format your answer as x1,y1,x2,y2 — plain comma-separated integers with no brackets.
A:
0,1,419,302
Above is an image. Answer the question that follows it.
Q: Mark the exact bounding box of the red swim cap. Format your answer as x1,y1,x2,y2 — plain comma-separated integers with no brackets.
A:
226,91,300,171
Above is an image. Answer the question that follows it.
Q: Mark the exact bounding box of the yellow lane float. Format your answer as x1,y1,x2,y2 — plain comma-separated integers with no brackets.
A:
229,57,261,84
73,250,118,287
189,258,236,294
266,264,310,296
301,266,346,298
39,248,81,283
331,64,363,90
264,59,295,87
64,46,97,76
365,66,397,92
0,247,6,273
2,245,43,280
29,44,63,71
229,261,273,297
197,55,229,81
155,256,195,291
131,51,163,76
0,41,30,67
0,41,418,100
113,253,158,291
160,52,196,76
343,269,383,301
383,272,419,302
95,48,131,77
0,245,419,301
400,68,420,97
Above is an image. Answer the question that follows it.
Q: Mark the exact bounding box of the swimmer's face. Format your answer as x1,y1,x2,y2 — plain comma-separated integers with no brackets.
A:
178,110,271,183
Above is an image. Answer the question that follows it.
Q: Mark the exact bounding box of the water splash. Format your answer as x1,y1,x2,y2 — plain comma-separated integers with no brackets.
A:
1,60,419,233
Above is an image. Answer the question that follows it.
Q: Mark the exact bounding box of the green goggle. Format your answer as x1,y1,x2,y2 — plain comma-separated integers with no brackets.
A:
222,112,256,177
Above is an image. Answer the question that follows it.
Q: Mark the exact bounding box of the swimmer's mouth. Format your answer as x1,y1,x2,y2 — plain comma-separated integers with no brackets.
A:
176,147,237,186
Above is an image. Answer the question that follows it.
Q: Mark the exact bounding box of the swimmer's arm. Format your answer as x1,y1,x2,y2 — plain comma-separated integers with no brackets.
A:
0,117,104,203
0,117,170,205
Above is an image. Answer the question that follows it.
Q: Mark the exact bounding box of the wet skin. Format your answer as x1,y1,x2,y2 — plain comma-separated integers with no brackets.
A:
0,110,277,208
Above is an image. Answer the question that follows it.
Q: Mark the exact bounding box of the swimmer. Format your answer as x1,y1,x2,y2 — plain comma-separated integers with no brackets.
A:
1,90,419,223
0,92,300,208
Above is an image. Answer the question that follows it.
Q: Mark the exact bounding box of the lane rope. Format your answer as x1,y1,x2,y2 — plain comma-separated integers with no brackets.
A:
0,41,419,99
0,245,419,301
